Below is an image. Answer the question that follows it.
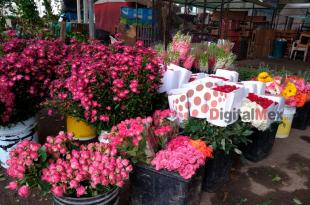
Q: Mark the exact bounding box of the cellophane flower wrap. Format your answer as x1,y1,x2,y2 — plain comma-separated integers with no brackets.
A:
100,109,178,164
240,93,275,131
48,40,164,130
151,136,213,179
6,131,132,198
257,72,310,107
0,32,67,125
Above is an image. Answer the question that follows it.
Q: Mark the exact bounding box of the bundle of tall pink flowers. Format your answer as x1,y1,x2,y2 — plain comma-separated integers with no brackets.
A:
6,131,132,198
0,32,68,125
151,136,212,179
156,32,195,70
48,39,164,130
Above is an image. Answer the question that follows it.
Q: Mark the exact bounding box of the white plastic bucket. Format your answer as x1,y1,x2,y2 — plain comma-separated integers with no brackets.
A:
276,106,296,138
0,117,38,168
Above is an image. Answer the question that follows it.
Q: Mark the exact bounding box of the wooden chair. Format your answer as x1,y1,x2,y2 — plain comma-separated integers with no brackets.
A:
290,33,310,62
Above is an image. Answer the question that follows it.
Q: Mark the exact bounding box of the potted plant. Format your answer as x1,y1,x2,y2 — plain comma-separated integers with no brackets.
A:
100,109,213,205
6,131,132,205
47,40,164,140
0,31,67,167
183,118,252,192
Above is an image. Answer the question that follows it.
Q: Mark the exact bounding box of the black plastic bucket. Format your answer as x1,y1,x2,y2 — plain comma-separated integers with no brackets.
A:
292,102,310,130
131,164,204,205
241,123,278,162
203,150,233,192
53,187,119,205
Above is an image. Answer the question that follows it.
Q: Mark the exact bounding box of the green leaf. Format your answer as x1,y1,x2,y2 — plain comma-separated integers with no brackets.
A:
38,147,47,162
272,175,282,183
221,139,226,150
293,198,303,205
258,199,272,205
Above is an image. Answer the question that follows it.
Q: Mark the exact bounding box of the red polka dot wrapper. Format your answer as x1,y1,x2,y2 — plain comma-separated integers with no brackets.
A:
168,88,191,123
186,77,226,119
205,83,247,127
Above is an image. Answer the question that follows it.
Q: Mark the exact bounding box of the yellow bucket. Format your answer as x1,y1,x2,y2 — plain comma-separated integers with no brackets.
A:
66,116,96,140
276,106,296,138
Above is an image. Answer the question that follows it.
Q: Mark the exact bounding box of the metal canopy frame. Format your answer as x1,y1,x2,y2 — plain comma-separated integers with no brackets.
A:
160,0,309,43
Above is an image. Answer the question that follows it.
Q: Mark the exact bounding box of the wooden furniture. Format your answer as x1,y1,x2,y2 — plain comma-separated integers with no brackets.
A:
248,29,276,58
290,33,310,62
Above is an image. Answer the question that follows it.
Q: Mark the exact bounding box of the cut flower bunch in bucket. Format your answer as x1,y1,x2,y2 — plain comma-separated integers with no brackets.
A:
6,131,132,198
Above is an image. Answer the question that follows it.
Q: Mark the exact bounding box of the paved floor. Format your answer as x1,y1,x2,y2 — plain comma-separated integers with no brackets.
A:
236,57,310,72
201,127,310,205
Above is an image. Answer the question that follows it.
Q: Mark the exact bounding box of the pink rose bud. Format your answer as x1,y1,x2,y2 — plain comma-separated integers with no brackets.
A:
18,185,30,198
6,181,18,190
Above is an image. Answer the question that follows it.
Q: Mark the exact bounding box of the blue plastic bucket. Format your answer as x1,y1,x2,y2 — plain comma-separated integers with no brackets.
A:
272,39,287,58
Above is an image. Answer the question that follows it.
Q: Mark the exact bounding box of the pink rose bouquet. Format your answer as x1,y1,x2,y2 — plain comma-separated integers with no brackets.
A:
151,136,213,179
6,131,132,198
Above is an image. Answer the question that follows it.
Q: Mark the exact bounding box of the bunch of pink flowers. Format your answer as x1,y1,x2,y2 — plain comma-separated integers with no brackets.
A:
44,131,74,157
100,110,178,163
158,32,195,70
151,136,206,179
0,33,68,125
42,142,132,197
49,40,164,130
6,140,41,197
6,132,132,198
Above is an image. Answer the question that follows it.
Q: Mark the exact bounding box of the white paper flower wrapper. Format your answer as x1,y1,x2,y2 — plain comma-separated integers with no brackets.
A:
216,69,239,82
168,64,192,88
159,69,181,93
241,81,266,95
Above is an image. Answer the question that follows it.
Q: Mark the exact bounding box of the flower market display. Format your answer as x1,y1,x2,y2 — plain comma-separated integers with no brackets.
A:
2,27,310,205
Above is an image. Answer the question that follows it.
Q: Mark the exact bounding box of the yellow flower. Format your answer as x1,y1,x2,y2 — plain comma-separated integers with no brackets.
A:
282,82,297,98
257,72,273,83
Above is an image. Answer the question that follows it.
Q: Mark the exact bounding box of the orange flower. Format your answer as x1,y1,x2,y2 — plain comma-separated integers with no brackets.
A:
295,92,308,107
190,139,213,158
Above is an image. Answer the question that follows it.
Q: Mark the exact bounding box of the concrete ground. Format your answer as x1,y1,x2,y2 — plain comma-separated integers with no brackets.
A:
236,57,310,72
201,127,310,205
